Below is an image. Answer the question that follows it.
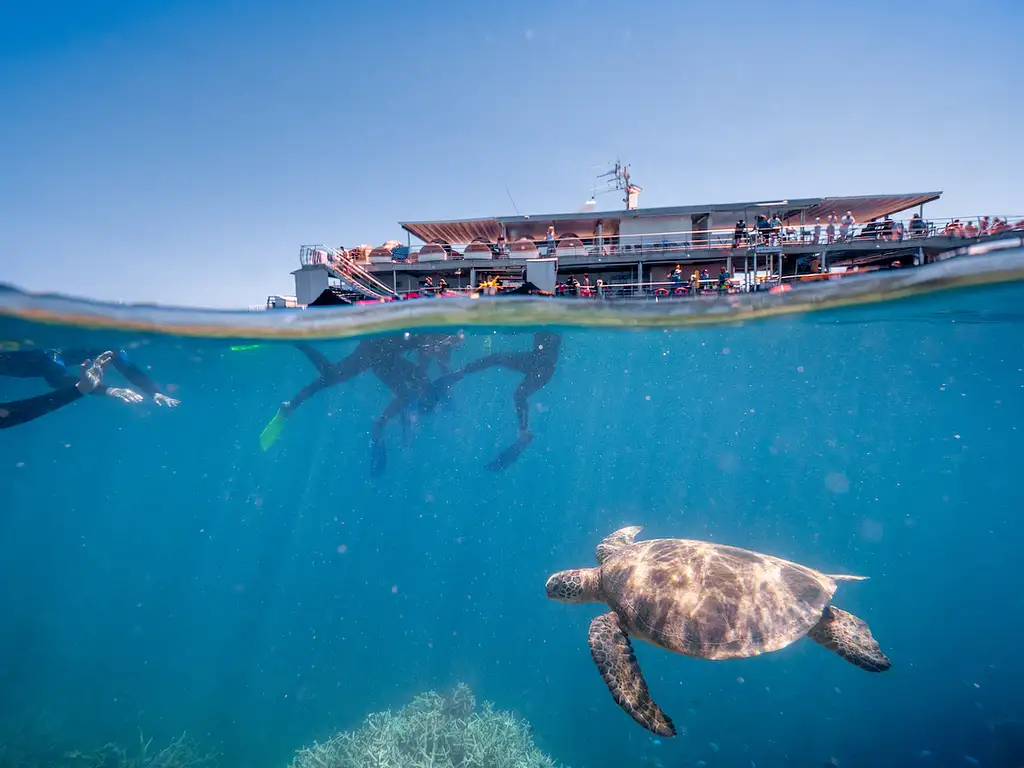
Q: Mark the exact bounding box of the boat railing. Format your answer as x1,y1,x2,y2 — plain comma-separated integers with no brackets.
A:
347,215,1024,266
393,278,786,301
582,277,780,298
299,244,397,299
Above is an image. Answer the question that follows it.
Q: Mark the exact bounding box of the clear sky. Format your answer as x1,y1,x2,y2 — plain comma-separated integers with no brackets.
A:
1,0,1021,309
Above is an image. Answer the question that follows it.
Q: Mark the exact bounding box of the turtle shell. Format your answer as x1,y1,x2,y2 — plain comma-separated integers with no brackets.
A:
599,539,837,660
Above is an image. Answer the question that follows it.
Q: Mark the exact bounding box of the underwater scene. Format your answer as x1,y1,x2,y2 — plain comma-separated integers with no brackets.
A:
1,250,1023,768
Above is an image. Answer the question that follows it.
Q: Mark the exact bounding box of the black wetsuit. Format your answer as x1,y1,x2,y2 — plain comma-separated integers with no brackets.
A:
423,332,562,469
283,336,436,415
0,386,83,429
0,348,160,398
0,348,161,429
282,334,461,474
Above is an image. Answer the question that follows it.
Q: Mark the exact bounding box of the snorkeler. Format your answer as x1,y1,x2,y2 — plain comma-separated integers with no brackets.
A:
261,334,463,474
414,333,460,378
421,332,562,470
0,351,115,429
0,347,180,407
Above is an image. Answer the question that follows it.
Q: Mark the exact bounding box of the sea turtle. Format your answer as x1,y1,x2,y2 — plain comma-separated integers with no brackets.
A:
545,526,891,737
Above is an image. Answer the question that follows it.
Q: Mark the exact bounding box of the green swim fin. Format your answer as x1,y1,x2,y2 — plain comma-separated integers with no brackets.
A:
260,409,287,451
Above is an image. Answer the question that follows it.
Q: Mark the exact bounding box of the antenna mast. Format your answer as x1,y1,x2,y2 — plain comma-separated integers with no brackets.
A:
596,159,642,210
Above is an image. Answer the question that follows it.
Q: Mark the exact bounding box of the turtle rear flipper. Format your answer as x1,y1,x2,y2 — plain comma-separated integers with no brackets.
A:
808,605,891,672
588,612,676,737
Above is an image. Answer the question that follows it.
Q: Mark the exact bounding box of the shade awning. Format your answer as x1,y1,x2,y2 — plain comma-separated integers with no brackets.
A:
397,192,942,243
789,193,941,225
401,218,502,245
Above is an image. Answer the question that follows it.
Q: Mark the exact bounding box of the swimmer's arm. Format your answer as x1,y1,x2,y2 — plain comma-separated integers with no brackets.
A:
0,386,82,429
111,354,179,406
100,386,145,404
111,354,161,396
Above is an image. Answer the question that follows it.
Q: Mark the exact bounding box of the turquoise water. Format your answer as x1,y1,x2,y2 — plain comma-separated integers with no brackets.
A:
1,251,1023,768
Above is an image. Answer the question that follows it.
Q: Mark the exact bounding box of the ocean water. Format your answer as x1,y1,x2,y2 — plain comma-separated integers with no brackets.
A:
1,247,1023,768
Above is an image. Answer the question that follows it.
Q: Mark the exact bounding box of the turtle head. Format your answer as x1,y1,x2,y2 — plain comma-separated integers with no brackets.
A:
545,567,602,604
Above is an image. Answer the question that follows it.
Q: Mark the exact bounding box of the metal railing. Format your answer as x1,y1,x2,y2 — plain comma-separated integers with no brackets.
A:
299,245,398,299
389,276,786,301
341,214,1024,266
558,277,780,299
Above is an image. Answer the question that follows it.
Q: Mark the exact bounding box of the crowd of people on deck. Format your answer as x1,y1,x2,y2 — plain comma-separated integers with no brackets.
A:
322,211,1024,285
732,212,1023,249
323,210,1024,305
942,216,1023,238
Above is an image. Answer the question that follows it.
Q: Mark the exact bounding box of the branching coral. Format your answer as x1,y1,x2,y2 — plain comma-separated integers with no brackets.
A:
287,683,567,768
62,731,219,768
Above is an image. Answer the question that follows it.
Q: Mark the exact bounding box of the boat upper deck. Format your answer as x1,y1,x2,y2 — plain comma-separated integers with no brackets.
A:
398,191,941,246
289,190,1022,302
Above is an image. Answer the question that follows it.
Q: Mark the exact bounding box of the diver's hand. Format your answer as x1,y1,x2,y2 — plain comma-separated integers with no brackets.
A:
153,393,180,407
107,387,144,404
76,351,114,394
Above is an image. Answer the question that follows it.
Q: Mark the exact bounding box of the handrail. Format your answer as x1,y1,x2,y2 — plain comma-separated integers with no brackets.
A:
392,276,785,301
299,245,397,299
326,261,393,300
336,215,1024,266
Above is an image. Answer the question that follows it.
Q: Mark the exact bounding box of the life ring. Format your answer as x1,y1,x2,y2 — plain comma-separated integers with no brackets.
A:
674,287,686,296
654,288,669,296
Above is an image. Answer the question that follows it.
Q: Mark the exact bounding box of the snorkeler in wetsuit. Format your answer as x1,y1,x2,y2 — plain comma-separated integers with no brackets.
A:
0,347,180,407
421,332,562,470
414,333,460,378
0,351,115,429
261,333,462,474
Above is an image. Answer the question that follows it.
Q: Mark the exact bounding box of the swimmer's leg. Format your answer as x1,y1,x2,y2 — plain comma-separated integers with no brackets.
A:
485,431,534,471
262,350,369,451
485,361,556,471
418,352,525,413
294,343,336,378
417,371,461,413
461,351,533,376
434,345,455,376
283,350,369,414
369,395,412,476
485,377,539,470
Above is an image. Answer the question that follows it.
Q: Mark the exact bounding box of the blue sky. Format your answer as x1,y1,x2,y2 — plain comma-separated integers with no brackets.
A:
1,0,1021,309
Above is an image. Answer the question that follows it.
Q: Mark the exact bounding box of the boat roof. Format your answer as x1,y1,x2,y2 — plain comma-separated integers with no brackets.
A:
399,191,942,244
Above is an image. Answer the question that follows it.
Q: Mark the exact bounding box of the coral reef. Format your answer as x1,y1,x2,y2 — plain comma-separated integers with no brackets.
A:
287,683,568,768
0,722,217,768
61,731,218,768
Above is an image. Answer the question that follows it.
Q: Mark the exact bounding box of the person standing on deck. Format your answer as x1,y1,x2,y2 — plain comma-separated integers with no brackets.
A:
768,214,782,245
840,210,856,241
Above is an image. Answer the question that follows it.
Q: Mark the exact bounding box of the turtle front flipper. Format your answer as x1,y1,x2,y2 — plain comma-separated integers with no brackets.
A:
808,605,891,672
596,526,642,564
588,612,676,737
